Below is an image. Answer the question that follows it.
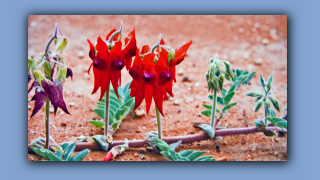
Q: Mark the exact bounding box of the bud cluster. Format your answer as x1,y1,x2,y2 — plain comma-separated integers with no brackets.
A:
205,54,235,93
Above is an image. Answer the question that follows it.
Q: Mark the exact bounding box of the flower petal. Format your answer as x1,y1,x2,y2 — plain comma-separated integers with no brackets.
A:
154,85,164,116
66,68,73,81
99,71,110,101
166,79,174,97
30,87,48,117
132,82,145,112
92,66,101,95
87,39,95,60
170,40,192,66
144,84,154,116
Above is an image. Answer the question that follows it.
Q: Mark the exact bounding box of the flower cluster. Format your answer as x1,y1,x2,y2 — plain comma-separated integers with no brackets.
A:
129,38,192,116
28,24,72,117
87,24,137,100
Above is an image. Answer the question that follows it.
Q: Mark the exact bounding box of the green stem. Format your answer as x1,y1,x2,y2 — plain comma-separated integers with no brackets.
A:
104,83,111,137
150,34,162,53
108,21,123,44
45,97,50,149
264,103,268,125
44,23,57,61
155,107,162,139
210,90,217,128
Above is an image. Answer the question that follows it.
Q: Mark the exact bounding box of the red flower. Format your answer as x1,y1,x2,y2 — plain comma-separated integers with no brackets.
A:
129,47,169,116
87,28,137,100
160,39,192,97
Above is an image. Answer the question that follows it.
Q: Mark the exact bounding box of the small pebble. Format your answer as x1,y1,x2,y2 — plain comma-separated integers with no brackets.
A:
133,153,138,157
270,28,278,39
61,122,67,126
134,110,146,118
177,68,184,75
30,21,37,27
173,100,180,105
216,145,220,150
195,105,199,108
254,23,260,28
262,38,269,45
140,154,145,159
78,51,84,59
69,102,75,107
222,141,228,146
177,108,181,113
274,152,279,156
28,105,31,109
255,58,263,65
49,107,54,113
182,76,189,82
189,131,195,134
136,128,141,133
274,138,279,142
195,82,200,87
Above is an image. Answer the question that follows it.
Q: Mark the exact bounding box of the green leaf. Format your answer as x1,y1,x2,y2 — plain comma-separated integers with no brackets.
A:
111,120,122,131
253,119,265,131
244,91,262,97
157,143,172,151
268,108,276,117
229,80,239,92
123,82,131,95
243,72,256,85
264,130,276,136
110,99,121,109
260,75,266,87
283,106,287,111
266,117,287,129
199,124,215,138
45,149,62,161
70,149,90,161
202,104,220,113
194,156,215,161
168,149,179,161
201,110,211,117
268,96,280,112
223,92,235,105
123,98,134,110
89,120,105,129
178,150,194,157
92,135,109,151
186,151,207,161
222,102,237,113
160,151,174,161
217,96,224,105
235,69,242,77
93,108,104,119
222,88,227,96
266,73,273,89
254,99,263,113
170,141,181,151
63,143,77,161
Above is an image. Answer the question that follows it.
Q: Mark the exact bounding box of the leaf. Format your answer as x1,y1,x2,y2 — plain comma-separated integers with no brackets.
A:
199,124,215,138
222,102,237,113
110,99,121,109
201,110,211,117
168,149,179,161
254,99,263,113
217,96,224,105
243,72,256,85
268,96,280,112
157,143,172,151
45,149,62,161
283,106,287,111
266,73,273,89
92,135,109,151
170,141,181,151
229,80,239,92
112,120,122,131
244,91,262,97
260,75,266,87
123,98,134,109
268,108,276,117
186,151,207,161
223,92,235,105
160,151,174,161
266,117,287,129
178,150,194,157
89,120,105,129
202,104,220,113
93,108,104,119
123,82,131,95
70,149,90,161
222,88,227,96
63,143,77,161
253,119,265,131
194,156,215,161
264,130,276,136
235,69,242,77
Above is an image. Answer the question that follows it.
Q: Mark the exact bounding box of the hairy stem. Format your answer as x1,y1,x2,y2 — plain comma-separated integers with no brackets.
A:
28,125,286,153
44,23,57,61
264,103,268,125
45,97,50,149
210,90,217,128
104,83,111,138
108,21,123,44
155,107,162,139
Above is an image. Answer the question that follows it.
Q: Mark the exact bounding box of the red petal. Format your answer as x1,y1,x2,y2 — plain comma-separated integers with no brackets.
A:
88,63,93,75
106,29,117,41
141,45,151,54
169,66,176,83
87,39,95,60
121,29,137,61
163,83,168,100
110,70,120,99
129,79,138,97
132,83,145,111
166,79,174,97
99,71,110,101
144,84,154,116
111,41,122,57
123,57,133,71
154,85,164,116
92,67,101,95
170,40,192,66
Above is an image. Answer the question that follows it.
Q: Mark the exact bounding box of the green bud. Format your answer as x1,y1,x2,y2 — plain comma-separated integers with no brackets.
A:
56,66,67,82
55,38,68,54
28,57,36,72
213,76,220,93
219,74,224,91
54,38,57,45
225,73,232,81
245,91,262,97
33,69,48,87
167,49,175,63
224,61,235,79
254,99,263,113
265,99,271,108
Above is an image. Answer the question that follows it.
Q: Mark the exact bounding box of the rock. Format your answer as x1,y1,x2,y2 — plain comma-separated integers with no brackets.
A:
173,100,180,105
140,149,146,154
270,28,278,39
274,138,279,142
243,52,250,59
61,122,67,126
133,153,138,157
195,82,200,87
49,107,54,113
216,145,220,150
134,110,146,118
140,154,145,159
28,105,31,109
177,108,181,113
262,38,269,45
182,76,189,82
222,141,228,146
189,131,195,134
69,102,76,107
255,58,263,65
274,151,279,156
78,51,84,59
195,104,199,108
136,128,141,133
177,68,184,76
238,28,245,33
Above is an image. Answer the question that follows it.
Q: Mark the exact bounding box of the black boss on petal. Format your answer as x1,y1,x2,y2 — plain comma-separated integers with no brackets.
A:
158,71,171,85
142,72,156,85
110,59,124,71
93,58,107,70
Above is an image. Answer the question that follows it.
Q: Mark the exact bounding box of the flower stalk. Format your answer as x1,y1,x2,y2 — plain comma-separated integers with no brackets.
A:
156,107,162,139
44,97,50,149
104,83,111,138
210,89,217,128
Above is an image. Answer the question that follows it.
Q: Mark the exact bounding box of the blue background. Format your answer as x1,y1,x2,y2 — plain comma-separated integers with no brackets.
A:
0,0,318,179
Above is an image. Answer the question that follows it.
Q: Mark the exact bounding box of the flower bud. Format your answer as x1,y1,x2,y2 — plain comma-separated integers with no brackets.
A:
213,76,220,93
158,71,171,85
56,66,67,82
219,74,224,91
33,69,48,87
110,59,124,71
167,49,175,63
265,99,271,108
142,72,156,85
55,38,68,54
224,62,235,79
245,91,262,97
28,58,36,72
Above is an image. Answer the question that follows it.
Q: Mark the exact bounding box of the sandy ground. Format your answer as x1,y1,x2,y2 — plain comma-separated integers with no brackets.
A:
28,15,287,161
